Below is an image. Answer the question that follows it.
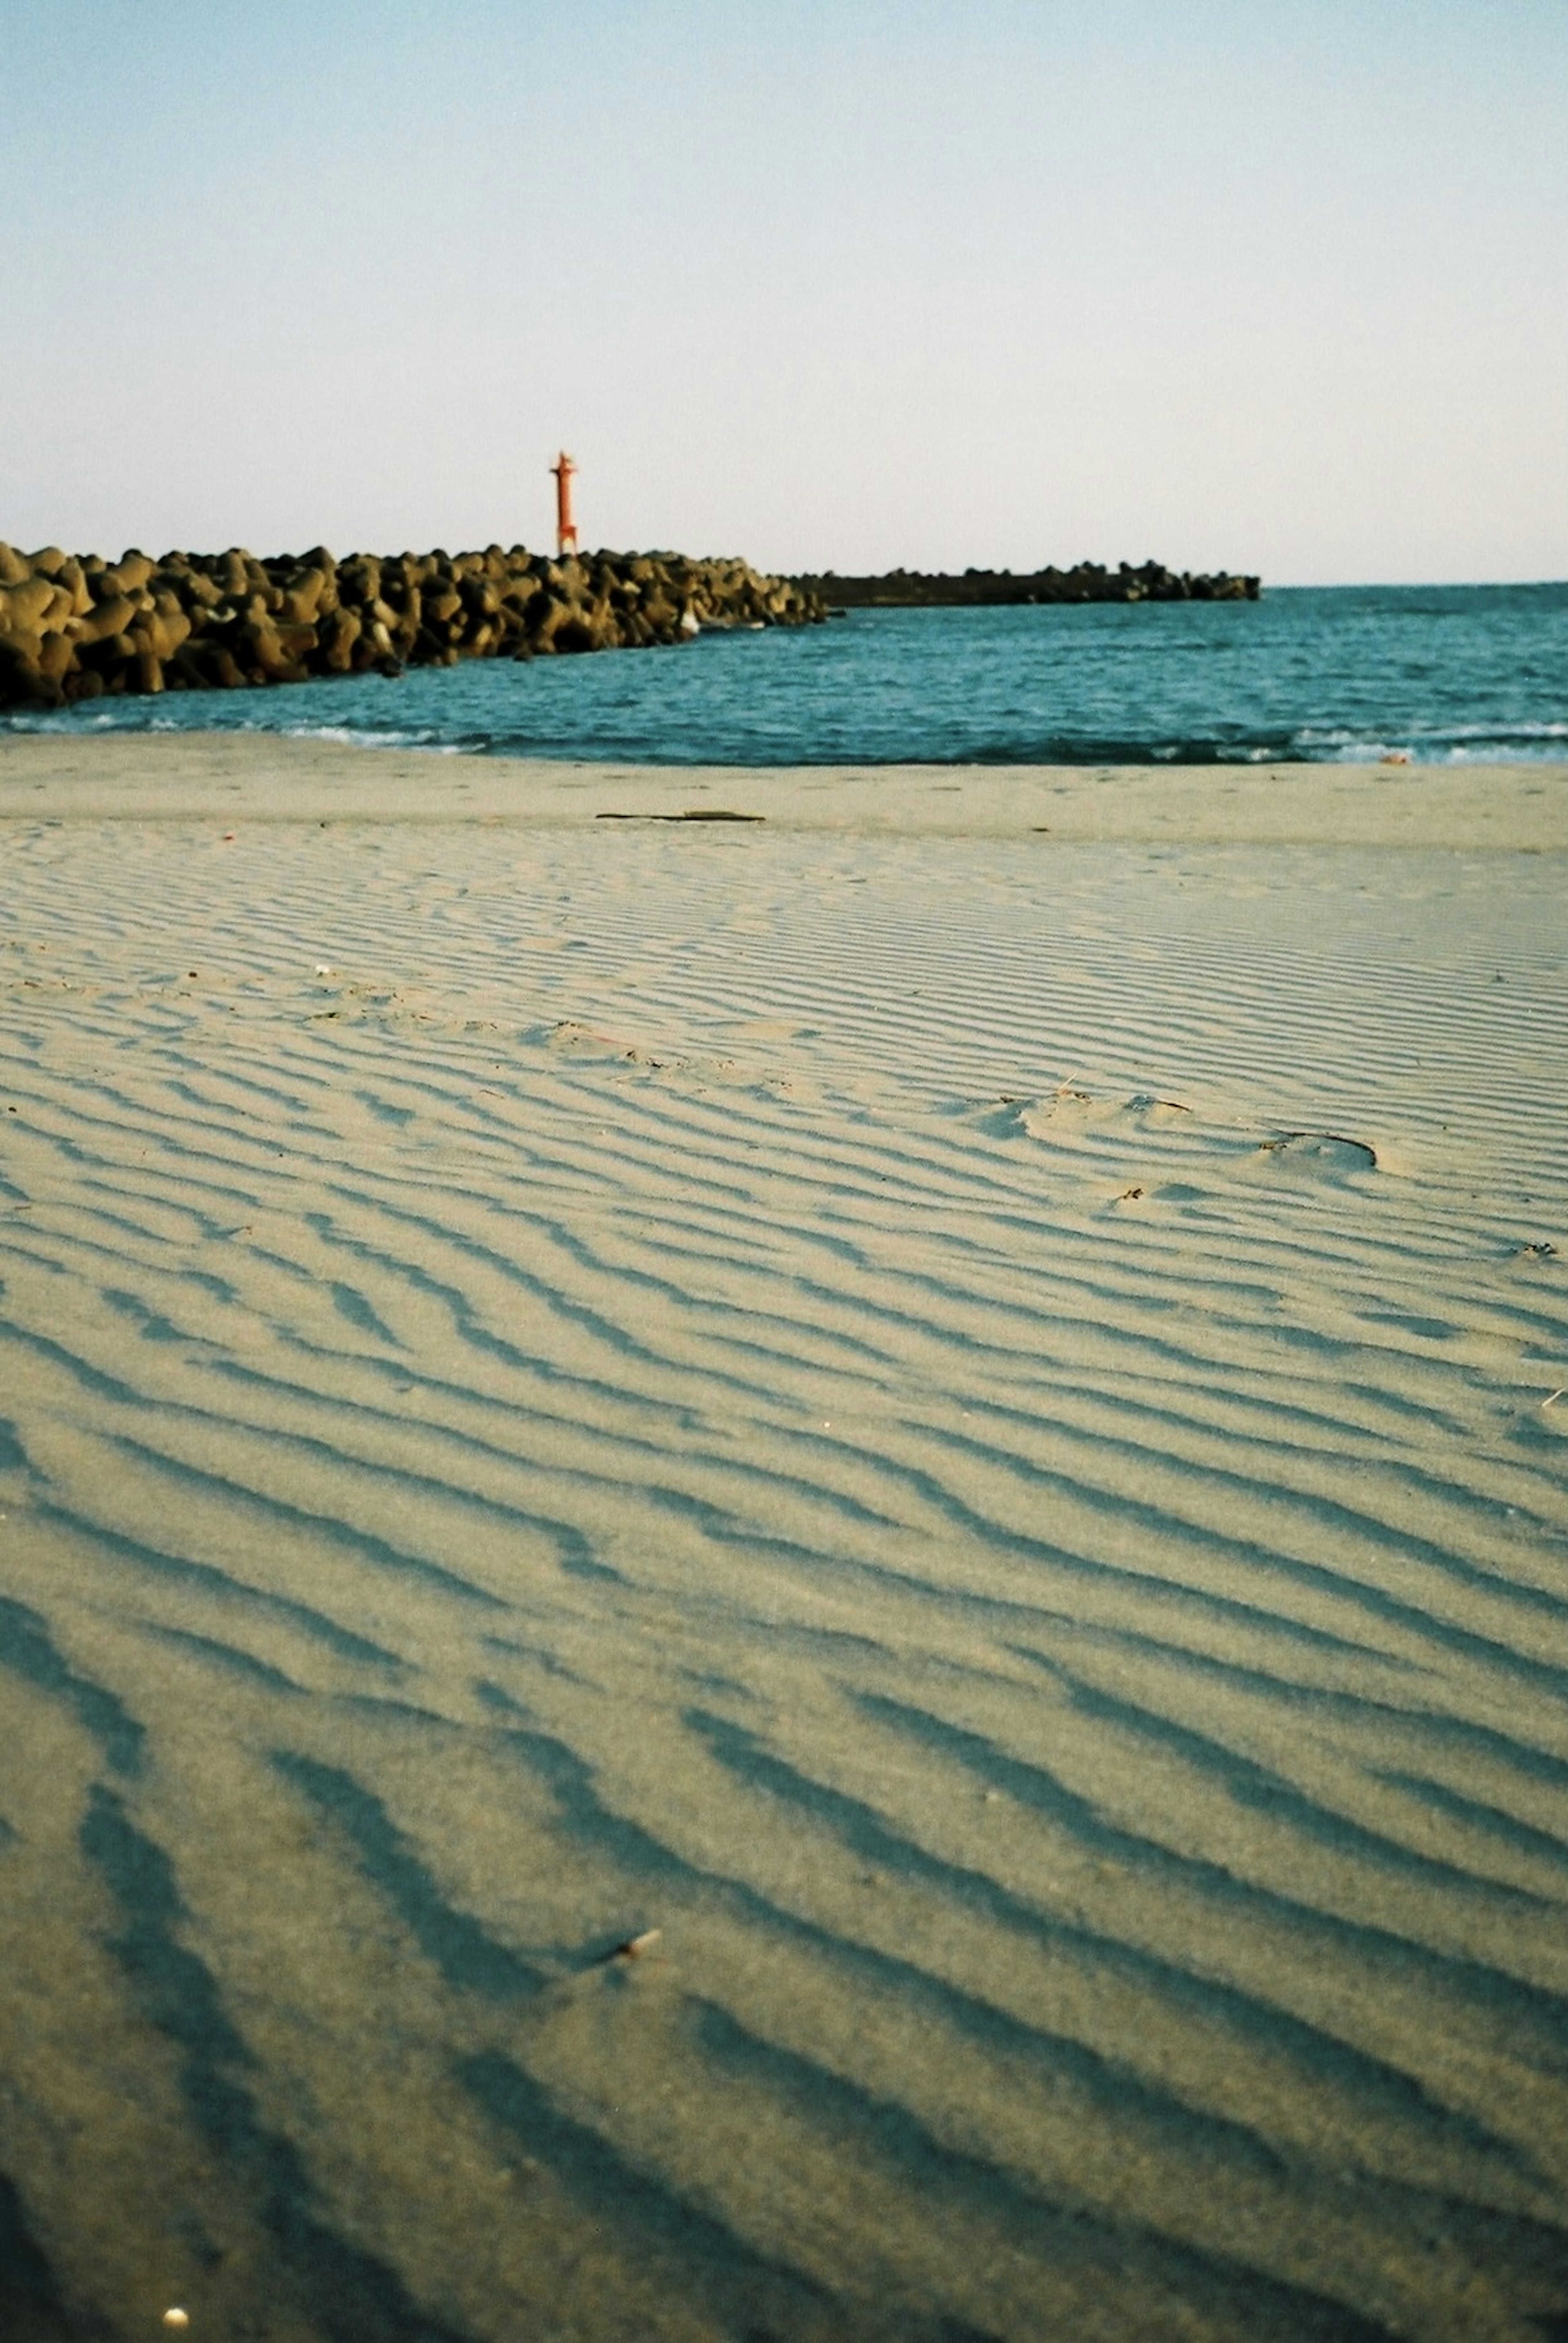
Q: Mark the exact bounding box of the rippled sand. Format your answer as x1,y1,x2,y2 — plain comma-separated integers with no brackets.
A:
2,736,1566,2342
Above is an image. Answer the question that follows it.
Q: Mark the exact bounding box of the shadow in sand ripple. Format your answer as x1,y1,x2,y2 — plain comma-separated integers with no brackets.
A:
456,2049,854,2342
1011,1619,1568,1795
272,1754,545,2000
1037,1670,1557,1906
686,1708,1545,2170
78,1787,480,2343
35,1500,405,1669
799,1442,1419,1670
690,2004,1401,2343
1370,1772,1568,1881
857,1686,1553,1917
475,1691,701,1886
167,1389,628,1587
0,2171,100,2343
851,1690,1568,2153
0,1596,143,1776
919,1412,1568,1632
108,1436,511,1612
142,1621,307,1692
1037,1671,1568,2044
483,1697,1318,2176
0,1320,142,1407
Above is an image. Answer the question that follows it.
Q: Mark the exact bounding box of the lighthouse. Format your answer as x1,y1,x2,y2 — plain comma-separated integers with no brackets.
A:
550,451,579,558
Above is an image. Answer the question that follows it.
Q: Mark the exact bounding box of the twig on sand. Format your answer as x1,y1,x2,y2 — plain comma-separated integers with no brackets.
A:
603,1927,663,1963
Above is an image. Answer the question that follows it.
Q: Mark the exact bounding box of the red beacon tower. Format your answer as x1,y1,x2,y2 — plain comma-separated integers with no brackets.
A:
550,451,579,557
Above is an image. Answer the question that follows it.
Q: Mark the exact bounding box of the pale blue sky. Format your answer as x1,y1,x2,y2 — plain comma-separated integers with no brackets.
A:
2,2,1564,581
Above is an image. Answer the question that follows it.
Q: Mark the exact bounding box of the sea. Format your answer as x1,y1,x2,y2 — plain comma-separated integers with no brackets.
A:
5,580,1564,765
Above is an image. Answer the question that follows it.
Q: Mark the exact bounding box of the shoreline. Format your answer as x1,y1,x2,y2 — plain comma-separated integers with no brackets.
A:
3,730,1566,847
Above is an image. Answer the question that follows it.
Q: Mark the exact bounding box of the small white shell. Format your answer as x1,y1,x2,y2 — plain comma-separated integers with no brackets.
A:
162,2314,190,2332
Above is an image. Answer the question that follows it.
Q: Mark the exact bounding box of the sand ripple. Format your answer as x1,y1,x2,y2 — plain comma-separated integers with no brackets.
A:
2,805,1566,2339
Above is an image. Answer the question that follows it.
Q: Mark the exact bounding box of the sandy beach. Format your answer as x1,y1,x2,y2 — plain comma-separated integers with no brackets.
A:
2,731,1566,2341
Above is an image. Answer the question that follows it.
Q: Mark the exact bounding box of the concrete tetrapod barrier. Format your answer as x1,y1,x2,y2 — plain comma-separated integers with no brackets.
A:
0,541,826,711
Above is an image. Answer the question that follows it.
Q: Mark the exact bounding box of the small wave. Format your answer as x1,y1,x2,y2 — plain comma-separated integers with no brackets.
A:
277,722,477,755
1301,729,1568,767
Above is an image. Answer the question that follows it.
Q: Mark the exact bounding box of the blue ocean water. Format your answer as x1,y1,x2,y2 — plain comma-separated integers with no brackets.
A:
6,582,1564,765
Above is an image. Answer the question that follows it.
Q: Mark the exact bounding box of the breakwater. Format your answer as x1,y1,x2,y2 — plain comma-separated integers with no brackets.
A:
0,541,825,710
798,560,1260,606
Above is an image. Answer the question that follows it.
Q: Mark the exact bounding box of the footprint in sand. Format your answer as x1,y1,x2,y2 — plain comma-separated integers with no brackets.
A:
1137,1128,1379,1206
971,1088,1195,1142
1238,1130,1379,1181
1018,1089,1196,1140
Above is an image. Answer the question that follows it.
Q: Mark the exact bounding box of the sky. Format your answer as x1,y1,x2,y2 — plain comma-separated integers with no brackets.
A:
1,1,1564,584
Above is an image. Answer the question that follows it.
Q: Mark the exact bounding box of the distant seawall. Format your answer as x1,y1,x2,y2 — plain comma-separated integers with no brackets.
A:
796,561,1260,606
0,542,825,711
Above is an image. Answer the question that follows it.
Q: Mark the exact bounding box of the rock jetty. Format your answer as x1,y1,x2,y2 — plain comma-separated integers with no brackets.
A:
0,541,825,711
796,560,1260,606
